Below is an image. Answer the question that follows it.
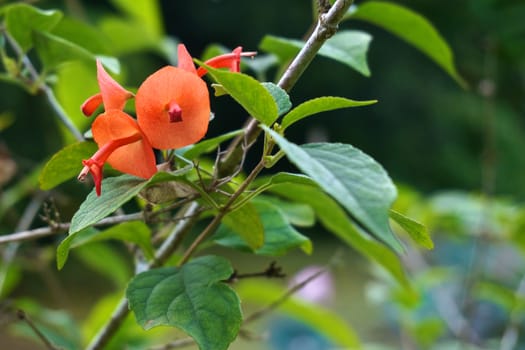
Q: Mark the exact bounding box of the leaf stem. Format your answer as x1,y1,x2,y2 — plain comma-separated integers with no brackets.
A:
16,309,63,350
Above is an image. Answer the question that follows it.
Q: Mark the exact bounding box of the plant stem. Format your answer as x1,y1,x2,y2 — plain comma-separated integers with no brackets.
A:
219,0,353,175
1,29,84,141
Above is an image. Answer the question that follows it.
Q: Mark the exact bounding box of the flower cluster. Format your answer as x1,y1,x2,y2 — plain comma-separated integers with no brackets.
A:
78,44,256,195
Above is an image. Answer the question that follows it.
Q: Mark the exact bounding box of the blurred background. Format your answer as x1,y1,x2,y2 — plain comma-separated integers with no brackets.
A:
1,0,525,349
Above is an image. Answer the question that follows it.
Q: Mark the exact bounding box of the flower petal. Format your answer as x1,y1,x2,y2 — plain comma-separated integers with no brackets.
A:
136,66,210,150
81,93,103,116
96,60,134,110
196,46,257,77
177,44,197,75
92,110,157,179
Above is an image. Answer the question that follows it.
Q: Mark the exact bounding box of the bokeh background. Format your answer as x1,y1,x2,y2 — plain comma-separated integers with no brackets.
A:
1,0,525,349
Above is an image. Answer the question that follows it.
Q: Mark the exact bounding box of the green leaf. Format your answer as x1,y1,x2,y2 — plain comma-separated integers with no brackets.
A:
264,128,402,252
3,3,63,52
260,195,315,227
127,256,242,350
222,202,265,250
267,182,411,289
57,221,154,270
237,280,361,348
215,199,312,256
347,1,466,87
390,209,433,249
199,64,279,125
69,175,147,234
281,96,377,130
39,141,98,190
182,129,244,160
260,30,372,76
51,17,111,55
33,31,94,71
261,82,292,116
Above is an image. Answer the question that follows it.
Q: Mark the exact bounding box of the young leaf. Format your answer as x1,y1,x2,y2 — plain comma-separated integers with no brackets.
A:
215,199,312,256
199,64,279,125
237,280,361,348
57,221,154,270
347,1,466,87
264,128,402,253
390,209,434,250
268,182,411,289
221,201,265,250
127,256,242,350
281,96,377,130
39,141,98,190
262,82,292,116
3,3,63,52
260,30,372,76
181,129,244,160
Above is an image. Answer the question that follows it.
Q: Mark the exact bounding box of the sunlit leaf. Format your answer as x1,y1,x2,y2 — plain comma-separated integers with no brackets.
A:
3,3,63,52
222,201,265,250
215,199,312,256
264,128,402,252
199,64,279,125
260,30,372,76
127,256,242,350
33,31,93,70
347,1,466,87
57,221,154,270
109,0,163,39
281,96,376,130
390,209,433,249
237,280,361,348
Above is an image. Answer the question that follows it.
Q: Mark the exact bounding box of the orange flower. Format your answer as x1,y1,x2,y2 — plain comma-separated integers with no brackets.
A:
78,110,156,196
79,44,256,195
81,60,134,116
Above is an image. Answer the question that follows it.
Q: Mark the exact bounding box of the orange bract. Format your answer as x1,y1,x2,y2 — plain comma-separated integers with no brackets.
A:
135,66,210,150
92,110,157,179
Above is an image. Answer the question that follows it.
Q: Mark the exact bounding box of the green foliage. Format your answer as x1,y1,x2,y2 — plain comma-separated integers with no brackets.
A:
390,209,433,250
39,141,98,190
260,30,372,76
346,1,466,87
280,96,377,130
127,256,242,350
265,127,402,252
216,198,313,256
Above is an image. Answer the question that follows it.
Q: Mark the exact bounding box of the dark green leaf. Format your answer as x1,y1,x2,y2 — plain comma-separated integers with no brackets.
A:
268,182,411,289
127,256,242,350
39,141,98,190
281,96,377,130
265,128,402,252
390,209,433,249
347,1,466,87
57,221,154,270
237,280,361,348
3,4,63,52
262,82,292,116
199,64,279,125
182,129,244,160
215,199,312,256
260,30,372,76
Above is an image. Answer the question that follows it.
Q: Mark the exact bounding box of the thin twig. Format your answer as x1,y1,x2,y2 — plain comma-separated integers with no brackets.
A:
0,212,144,245
1,29,84,141
16,309,63,350
244,267,328,324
